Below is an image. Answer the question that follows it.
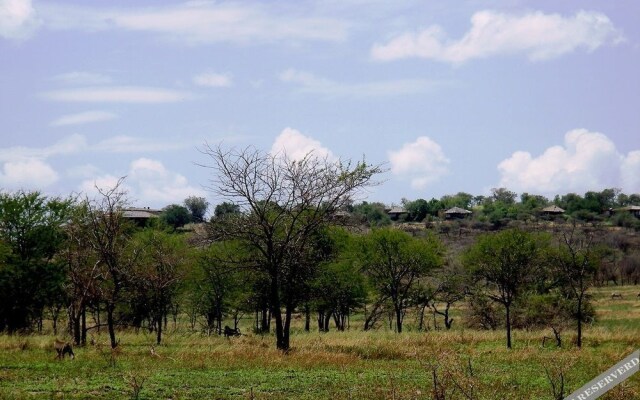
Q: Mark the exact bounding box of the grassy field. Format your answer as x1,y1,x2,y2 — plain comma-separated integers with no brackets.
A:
0,286,638,399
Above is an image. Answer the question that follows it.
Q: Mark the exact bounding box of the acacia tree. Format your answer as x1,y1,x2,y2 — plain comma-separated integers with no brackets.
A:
310,228,366,332
184,196,209,223
200,145,382,351
430,262,467,330
0,191,71,332
551,225,600,348
192,241,249,335
359,228,443,333
85,179,139,349
131,229,186,345
61,202,102,345
463,228,549,349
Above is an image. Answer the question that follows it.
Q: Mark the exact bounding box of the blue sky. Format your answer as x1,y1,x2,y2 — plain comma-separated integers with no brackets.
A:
1,0,639,209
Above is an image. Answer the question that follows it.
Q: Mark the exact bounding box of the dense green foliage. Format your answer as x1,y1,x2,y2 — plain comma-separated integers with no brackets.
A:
399,187,640,229
160,204,192,229
0,191,72,332
464,229,550,348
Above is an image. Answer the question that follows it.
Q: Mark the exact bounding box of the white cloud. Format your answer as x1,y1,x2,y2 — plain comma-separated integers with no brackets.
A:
193,72,233,88
621,151,640,192
270,127,334,161
41,86,194,103
50,110,117,126
279,68,444,97
66,163,101,179
0,158,58,188
81,158,205,206
52,71,113,85
372,10,623,64
0,134,88,162
79,174,125,199
0,134,189,165
388,136,449,190
37,2,348,44
498,129,640,195
0,0,39,39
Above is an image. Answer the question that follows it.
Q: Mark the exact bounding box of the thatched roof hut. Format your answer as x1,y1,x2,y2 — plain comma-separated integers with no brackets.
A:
444,207,472,219
541,205,565,215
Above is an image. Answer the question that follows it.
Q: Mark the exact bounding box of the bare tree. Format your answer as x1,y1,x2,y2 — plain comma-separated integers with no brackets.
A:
84,178,139,349
430,262,467,330
200,145,382,350
61,202,101,346
552,225,600,348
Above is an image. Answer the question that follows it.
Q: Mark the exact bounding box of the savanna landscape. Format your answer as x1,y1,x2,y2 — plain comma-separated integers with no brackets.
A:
0,148,639,399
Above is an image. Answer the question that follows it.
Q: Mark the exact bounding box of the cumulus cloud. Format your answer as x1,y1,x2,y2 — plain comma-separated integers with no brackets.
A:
36,2,348,44
621,151,640,192
0,158,58,188
41,86,194,103
498,129,640,195
270,127,334,161
279,68,444,97
0,0,39,39
388,136,449,190
80,158,205,206
79,174,125,199
372,10,623,64
50,110,117,126
193,72,233,88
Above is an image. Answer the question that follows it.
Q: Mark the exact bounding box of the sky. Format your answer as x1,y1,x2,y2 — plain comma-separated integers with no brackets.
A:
1,0,639,209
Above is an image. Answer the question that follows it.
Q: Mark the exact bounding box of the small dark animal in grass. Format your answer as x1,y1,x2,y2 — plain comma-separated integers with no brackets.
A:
54,339,75,360
637,292,640,299
611,292,623,299
223,325,241,338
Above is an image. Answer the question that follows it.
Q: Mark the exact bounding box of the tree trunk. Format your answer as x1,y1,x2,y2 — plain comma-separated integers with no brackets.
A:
576,297,583,348
505,304,512,349
73,311,81,346
106,303,117,349
260,306,270,333
417,305,425,331
283,306,292,350
156,314,163,345
304,305,310,332
443,304,453,330
317,311,322,331
270,274,288,351
395,305,403,333
81,306,87,345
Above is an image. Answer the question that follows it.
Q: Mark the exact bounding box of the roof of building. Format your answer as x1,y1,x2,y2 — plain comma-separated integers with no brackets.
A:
615,205,640,212
386,206,408,214
541,205,565,213
444,207,472,214
122,207,161,219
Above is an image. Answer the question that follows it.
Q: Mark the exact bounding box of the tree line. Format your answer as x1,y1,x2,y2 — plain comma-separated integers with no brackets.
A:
351,188,640,229
0,147,639,352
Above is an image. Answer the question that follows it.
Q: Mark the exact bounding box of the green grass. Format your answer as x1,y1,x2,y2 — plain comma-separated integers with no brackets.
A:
0,287,639,399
